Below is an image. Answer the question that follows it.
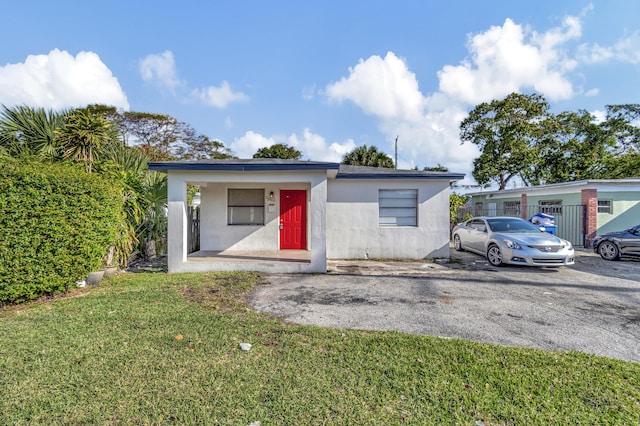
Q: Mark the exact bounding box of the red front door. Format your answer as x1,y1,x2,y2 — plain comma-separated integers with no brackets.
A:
280,190,307,250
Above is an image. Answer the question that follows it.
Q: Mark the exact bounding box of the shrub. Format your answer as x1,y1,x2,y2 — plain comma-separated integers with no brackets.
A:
0,160,125,305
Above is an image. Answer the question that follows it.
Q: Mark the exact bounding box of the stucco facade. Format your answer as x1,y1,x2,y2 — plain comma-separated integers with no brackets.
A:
150,160,463,273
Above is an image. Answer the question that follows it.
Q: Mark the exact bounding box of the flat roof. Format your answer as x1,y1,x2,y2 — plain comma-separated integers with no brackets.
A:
336,164,464,180
148,159,465,180
148,159,340,172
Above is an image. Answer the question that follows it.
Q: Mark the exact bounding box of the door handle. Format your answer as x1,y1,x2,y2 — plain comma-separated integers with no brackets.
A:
279,224,283,230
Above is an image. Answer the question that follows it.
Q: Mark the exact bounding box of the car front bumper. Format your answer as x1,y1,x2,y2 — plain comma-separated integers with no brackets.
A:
500,246,575,266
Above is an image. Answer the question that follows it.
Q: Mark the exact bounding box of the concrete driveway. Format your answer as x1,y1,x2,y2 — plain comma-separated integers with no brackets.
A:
248,249,640,362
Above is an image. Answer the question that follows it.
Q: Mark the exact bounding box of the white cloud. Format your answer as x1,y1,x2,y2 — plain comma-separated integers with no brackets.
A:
229,131,276,158
140,50,248,108
0,49,129,110
229,128,356,162
578,31,640,65
584,88,599,97
438,17,579,104
191,81,249,108
287,128,356,162
326,52,424,122
139,50,183,91
323,12,596,179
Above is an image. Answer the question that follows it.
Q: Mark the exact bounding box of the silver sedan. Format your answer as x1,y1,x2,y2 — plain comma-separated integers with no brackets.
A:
452,216,575,267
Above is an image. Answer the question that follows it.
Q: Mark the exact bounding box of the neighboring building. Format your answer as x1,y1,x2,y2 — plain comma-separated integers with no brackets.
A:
148,159,464,273
467,179,640,247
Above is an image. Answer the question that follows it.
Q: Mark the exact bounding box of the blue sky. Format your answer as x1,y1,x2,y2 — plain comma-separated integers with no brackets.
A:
1,1,639,184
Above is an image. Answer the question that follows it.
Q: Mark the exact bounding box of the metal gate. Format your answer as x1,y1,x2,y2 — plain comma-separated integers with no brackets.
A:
187,206,200,254
458,204,586,247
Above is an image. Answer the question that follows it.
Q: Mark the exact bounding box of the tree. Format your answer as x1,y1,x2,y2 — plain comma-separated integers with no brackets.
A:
423,164,449,172
460,93,551,190
56,107,119,173
174,135,234,160
341,144,394,168
253,143,302,159
524,110,614,185
0,105,66,160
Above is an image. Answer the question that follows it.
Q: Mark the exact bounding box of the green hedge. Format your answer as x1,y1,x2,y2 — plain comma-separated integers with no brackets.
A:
0,160,125,305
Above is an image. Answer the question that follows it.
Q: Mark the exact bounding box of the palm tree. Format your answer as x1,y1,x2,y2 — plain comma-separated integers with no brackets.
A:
56,107,118,173
341,144,394,168
0,105,66,160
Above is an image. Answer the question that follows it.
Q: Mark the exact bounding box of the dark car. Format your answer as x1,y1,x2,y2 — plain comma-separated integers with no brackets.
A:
593,224,640,260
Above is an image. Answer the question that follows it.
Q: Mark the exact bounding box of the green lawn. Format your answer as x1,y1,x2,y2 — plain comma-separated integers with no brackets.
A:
1,271,638,425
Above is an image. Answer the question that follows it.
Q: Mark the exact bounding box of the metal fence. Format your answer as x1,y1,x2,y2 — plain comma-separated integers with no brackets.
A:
187,206,200,254
457,204,586,247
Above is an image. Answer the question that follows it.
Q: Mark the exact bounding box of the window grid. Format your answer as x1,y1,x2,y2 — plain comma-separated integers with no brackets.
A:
538,200,563,216
379,189,417,227
597,199,612,214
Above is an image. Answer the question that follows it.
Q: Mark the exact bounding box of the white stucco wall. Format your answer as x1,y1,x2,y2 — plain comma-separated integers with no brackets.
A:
165,169,327,273
326,179,451,259
200,181,311,251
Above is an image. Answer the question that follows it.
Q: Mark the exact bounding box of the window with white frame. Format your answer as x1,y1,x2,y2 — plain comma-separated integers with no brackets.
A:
379,189,417,227
538,200,562,215
597,199,612,214
227,189,265,225
503,201,521,216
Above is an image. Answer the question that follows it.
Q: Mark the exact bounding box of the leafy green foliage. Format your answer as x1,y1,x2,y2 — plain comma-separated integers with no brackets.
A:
461,94,640,188
253,143,302,159
341,144,395,168
450,193,471,227
56,107,119,173
460,93,550,189
0,105,67,160
0,160,125,305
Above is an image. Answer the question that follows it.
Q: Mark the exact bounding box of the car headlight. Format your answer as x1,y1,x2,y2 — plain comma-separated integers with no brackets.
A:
504,239,522,250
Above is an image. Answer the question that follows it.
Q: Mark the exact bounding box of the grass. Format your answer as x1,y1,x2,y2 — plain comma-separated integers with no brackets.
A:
1,272,639,425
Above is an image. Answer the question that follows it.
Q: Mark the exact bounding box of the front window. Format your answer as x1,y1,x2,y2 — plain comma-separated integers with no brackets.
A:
228,189,265,225
503,201,521,216
538,200,562,215
379,189,417,227
597,200,612,214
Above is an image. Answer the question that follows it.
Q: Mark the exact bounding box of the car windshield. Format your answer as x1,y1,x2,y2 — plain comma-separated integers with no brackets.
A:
486,218,541,233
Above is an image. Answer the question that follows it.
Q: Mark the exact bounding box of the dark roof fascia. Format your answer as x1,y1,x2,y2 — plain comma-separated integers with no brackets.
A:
336,172,465,180
148,161,340,172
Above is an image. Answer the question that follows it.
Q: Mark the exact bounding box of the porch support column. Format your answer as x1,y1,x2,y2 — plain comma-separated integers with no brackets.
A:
582,188,598,248
167,175,187,272
309,176,327,273
521,193,528,220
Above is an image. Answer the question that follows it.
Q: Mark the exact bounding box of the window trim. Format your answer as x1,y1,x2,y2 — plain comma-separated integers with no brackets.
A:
597,199,613,214
227,188,265,226
378,189,418,227
538,199,563,216
503,201,521,216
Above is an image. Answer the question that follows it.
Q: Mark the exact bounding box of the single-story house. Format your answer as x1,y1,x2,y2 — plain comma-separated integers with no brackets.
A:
148,159,464,273
467,178,640,247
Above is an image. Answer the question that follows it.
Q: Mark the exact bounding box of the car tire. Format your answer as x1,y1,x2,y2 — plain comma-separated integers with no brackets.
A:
453,234,464,251
597,241,620,261
487,244,504,266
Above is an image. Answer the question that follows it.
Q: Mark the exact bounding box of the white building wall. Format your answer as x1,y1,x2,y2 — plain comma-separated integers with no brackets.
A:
200,181,310,251
164,169,327,273
326,179,451,259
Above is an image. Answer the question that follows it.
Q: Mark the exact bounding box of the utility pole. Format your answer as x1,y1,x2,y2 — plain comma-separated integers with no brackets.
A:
394,135,398,169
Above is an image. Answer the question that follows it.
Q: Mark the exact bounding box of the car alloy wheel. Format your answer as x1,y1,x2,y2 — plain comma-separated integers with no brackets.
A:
598,241,620,261
454,234,464,251
487,244,503,266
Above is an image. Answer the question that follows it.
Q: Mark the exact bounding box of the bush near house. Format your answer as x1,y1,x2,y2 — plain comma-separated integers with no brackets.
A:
0,160,125,305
